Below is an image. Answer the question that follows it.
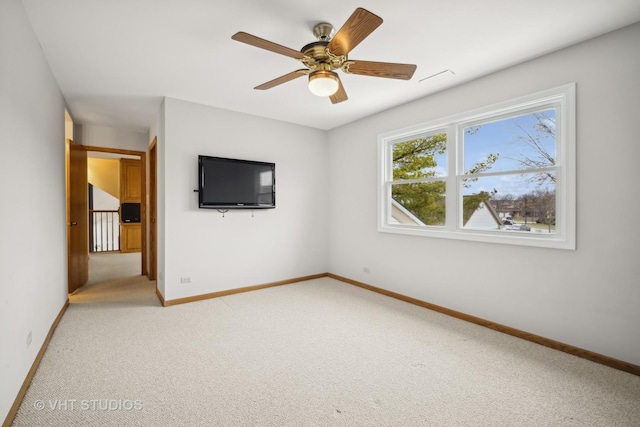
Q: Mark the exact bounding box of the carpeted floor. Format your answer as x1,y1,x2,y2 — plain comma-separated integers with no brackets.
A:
85,252,141,286
12,271,640,426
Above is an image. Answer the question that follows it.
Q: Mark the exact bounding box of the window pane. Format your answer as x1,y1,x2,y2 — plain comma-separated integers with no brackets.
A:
379,84,574,248
391,182,446,226
462,173,556,233
392,133,447,180
463,110,556,174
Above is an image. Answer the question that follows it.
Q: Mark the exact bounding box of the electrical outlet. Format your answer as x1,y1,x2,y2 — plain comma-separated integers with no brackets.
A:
180,277,191,284
26,331,32,348
363,267,370,273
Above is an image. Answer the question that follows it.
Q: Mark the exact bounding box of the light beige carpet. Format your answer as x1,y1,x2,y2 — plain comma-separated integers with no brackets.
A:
12,275,640,426
86,252,141,286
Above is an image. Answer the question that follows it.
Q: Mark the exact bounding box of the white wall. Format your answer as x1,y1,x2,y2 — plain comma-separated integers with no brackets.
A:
78,124,148,152
93,187,119,210
160,98,328,301
327,22,640,366
0,0,69,422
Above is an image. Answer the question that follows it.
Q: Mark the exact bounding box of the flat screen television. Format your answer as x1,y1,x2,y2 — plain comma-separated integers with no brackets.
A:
198,155,275,209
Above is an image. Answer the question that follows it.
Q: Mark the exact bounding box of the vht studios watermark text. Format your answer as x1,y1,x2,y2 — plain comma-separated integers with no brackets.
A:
33,399,143,411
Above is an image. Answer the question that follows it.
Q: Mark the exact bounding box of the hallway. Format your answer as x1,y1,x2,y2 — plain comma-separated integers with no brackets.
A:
87,252,141,285
70,252,154,305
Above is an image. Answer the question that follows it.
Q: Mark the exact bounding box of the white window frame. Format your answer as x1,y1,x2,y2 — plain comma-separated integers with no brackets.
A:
378,83,576,250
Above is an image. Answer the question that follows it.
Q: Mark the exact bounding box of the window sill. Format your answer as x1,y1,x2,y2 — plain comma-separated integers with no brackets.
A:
378,223,575,250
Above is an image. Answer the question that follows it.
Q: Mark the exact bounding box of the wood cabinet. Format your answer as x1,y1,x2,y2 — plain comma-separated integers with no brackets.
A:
120,159,142,252
120,159,142,203
121,223,142,253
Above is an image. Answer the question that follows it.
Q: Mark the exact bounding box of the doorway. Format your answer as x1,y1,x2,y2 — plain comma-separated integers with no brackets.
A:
66,143,147,293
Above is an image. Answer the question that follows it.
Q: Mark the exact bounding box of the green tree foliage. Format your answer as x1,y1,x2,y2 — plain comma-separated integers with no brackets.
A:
391,133,497,225
392,134,446,225
392,181,446,225
392,134,446,181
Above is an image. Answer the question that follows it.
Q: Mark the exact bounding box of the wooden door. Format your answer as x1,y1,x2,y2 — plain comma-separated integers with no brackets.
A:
67,140,89,293
148,138,157,280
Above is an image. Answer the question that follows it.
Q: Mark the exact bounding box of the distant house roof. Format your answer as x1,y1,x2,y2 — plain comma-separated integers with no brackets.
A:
391,198,502,228
390,200,425,226
464,200,502,229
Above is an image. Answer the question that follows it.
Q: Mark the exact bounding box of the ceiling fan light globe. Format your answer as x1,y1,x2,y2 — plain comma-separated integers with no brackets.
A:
308,71,339,97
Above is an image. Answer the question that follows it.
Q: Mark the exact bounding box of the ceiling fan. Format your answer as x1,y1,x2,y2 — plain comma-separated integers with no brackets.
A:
231,7,417,104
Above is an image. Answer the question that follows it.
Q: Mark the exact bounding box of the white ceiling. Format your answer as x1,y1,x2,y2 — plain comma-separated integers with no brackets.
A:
21,0,640,132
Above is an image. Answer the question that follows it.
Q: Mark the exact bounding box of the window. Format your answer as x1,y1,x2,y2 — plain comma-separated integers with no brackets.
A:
378,84,575,249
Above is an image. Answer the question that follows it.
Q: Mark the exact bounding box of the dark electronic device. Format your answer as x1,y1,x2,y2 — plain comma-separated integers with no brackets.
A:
121,203,141,222
198,155,275,209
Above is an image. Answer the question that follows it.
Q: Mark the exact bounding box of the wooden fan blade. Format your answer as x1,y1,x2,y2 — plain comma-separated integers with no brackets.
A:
327,8,383,57
232,32,306,60
346,60,417,80
254,69,308,90
329,76,348,104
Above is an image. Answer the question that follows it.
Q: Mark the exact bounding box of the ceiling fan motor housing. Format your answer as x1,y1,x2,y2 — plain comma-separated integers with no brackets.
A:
301,41,346,71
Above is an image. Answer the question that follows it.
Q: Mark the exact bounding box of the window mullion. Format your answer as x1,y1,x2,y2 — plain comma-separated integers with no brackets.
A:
445,124,458,230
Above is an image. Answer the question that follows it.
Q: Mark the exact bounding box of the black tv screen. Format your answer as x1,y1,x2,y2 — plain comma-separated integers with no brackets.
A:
198,155,275,209
121,202,140,222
